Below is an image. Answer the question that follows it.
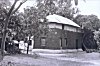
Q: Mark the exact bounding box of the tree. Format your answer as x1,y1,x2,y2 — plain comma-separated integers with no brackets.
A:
74,14,100,30
7,13,23,41
0,0,11,32
36,0,79,20
22,7,49,54
94,29,100,49
0,0,11,7
74,14,100,51
1,0,27,60
23,7,40,36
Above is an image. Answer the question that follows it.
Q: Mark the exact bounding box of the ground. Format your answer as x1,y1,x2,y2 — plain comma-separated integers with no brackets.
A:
0,49,100,66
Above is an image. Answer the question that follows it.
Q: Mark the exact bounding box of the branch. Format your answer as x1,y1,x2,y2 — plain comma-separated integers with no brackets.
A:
12,0,27,14
7,0,19,16
12,3,23,14
2,8,8,16
21,0,27,4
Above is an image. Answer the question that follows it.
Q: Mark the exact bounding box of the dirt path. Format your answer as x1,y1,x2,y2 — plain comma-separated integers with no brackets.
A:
0,54,96,66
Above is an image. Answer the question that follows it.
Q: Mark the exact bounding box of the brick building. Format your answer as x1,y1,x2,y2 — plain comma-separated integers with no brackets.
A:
34,14,83,49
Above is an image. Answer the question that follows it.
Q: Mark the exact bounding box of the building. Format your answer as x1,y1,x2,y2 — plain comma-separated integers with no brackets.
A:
34,14,83,49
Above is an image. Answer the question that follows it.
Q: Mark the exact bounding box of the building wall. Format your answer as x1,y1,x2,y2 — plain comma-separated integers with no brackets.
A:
64,25,76,32
48,23,62,29
34,28,83,49
48,23,81,32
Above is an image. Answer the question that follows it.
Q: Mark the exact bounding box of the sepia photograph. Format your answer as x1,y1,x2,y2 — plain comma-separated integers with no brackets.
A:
0,0,100,66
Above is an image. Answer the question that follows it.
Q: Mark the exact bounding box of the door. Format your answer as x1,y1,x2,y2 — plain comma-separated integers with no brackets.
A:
60,38,62,49
65,38,67,48
0,38,2,49
76,39,78,49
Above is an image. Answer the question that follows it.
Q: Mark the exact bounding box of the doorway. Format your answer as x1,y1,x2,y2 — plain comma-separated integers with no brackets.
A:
0,38,2,49
60,38,62,49
76,39,78,49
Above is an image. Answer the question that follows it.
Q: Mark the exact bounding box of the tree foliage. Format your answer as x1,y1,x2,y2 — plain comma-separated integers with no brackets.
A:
36,0,78,19
74,14,100,51
15,0,83,40
74,14,100,30
0,2,25,40
0,0,27,58
94,30,100,48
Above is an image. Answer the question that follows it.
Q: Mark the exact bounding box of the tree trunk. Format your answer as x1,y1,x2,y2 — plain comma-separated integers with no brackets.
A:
1,17,9,60
0,0,27,60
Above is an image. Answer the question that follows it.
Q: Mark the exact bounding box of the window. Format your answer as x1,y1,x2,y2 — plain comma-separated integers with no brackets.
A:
41,38,46,46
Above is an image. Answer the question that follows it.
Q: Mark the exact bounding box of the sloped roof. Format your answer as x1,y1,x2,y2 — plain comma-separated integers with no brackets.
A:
46,14,80,27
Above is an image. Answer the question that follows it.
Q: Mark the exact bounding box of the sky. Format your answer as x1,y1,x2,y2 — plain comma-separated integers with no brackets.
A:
10,0,100,19
77,0,100,18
